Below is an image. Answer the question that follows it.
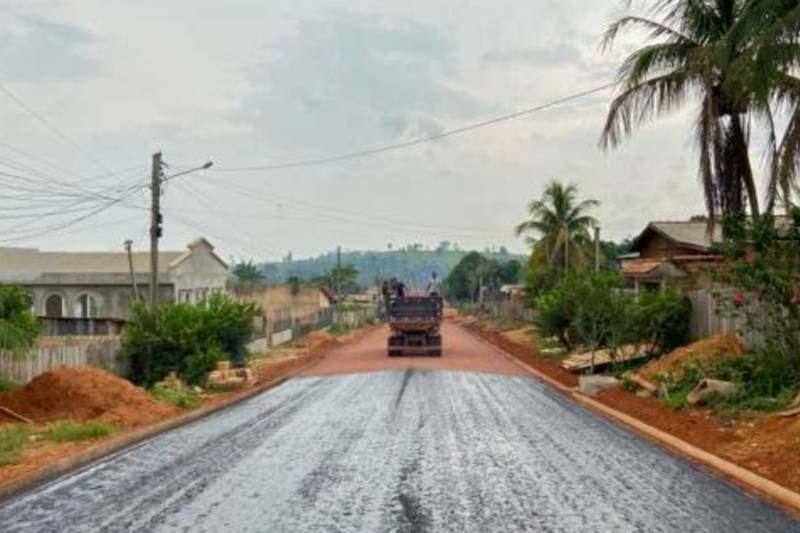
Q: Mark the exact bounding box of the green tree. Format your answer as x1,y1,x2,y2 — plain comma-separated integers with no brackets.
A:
232,260,265,285
600,0,800,222
515,181,599,273
0,285,40,356
316,264,360,298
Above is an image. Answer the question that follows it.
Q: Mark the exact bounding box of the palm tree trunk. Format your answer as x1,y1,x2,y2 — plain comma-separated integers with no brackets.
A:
731,115,760,219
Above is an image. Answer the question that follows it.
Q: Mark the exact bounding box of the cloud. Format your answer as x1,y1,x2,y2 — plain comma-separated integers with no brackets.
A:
231,10,490,155
0,13,100,81
482,43,583,67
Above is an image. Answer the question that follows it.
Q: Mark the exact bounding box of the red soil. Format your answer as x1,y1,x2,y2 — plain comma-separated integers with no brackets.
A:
0,367,178,428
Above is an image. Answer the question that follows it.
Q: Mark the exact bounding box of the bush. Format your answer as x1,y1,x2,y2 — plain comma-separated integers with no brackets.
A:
533,272,691,357
41,421,115,443
0,425,30,465
0,376,20,392
122,294,259,387
0,285,40,356
151,385,202,410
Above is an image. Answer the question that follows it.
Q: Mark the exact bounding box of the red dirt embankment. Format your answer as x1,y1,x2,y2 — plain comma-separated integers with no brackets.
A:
0,367,178,428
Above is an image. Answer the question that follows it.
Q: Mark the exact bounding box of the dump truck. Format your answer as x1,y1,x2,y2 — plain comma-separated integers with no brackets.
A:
386,294,444,356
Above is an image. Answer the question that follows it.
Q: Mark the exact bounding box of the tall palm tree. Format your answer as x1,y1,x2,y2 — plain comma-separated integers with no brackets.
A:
600,0,764,223
515,181,599,272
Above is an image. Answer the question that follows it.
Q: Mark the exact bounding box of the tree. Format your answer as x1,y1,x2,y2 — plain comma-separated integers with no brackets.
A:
515,181,599,273
600,0,800,223
316,264,360,298
232,260,264,285
0,285,40,356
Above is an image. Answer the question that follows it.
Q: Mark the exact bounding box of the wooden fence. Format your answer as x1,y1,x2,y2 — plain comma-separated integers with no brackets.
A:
687,289,762,346
0,336,124,384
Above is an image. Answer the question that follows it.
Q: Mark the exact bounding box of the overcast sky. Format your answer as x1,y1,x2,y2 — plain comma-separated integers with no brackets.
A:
0,0,708,261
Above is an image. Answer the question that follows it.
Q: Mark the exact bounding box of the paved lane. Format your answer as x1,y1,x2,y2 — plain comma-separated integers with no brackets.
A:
1,328,798,532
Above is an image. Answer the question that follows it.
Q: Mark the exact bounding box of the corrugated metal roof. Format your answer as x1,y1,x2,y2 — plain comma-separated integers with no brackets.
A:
648,221,721,250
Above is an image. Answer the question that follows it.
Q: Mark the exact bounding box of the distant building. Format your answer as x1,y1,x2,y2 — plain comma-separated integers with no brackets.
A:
620,221,724,292
0,237,228,321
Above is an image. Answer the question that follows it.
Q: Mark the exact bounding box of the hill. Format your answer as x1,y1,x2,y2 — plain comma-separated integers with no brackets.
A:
262,248,524,288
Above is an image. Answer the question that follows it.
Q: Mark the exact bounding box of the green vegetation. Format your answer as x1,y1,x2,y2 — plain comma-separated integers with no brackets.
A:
444,252,522,302
151,385,202,410
122,294,259,387
263,247,524,288
328,323,352,337
0,376,20,393
231,260,265,285
533,271,691,359
602,1,800,222
0,284,41,356
0,425,31,465
315,264,360,297
515,181,599,273
41,421,116,443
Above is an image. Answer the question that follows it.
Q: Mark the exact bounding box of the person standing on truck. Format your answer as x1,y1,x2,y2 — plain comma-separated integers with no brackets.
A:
426,272,441,296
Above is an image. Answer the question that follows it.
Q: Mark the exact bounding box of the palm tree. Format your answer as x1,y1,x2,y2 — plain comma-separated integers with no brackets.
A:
600,0,766,223
515,181,599,272
232,260,265,285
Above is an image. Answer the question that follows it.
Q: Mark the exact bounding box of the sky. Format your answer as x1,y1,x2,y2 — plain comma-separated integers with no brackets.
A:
0,0,711,262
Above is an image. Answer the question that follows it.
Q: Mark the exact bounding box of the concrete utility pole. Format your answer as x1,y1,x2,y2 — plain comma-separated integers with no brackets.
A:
124,239,139,302
594,225,601,272
149,152,163,311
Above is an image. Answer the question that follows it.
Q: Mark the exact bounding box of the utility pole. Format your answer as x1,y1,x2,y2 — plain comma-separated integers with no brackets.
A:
335,245,342,302
594,225,601,272
149,152,163,311
124,239,139,302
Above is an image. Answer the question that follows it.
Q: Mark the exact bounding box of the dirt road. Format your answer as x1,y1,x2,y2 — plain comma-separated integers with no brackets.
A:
1,323,798,532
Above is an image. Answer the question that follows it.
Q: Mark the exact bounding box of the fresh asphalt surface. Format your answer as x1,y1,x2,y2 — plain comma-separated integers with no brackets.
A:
1,326,799,532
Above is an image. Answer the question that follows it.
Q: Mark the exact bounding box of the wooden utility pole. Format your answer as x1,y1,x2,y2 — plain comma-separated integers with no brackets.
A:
594,225,601,272
124,239,139,302
149,152,163,311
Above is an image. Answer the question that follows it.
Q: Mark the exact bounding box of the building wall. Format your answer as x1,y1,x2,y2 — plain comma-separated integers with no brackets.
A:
30,284,173,319
235,285,331,320
169,241,228,303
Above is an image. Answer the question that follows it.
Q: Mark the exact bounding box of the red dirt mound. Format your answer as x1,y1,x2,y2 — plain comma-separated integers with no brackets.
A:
640,333,745,380
0,366,178,427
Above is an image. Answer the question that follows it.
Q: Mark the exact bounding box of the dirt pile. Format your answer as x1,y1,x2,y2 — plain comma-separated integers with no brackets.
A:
640,334,745,380
0,366,178,427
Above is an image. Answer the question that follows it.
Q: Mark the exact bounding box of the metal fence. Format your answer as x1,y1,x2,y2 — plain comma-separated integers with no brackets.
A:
39,317,126,337
687,289,762,346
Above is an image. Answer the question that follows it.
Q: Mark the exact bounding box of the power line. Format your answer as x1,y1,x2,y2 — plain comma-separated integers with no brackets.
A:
0,81,112,172
214,82,618,172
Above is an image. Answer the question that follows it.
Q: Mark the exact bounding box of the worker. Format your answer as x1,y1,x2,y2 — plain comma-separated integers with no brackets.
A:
396,280,406,299
426,272,441,296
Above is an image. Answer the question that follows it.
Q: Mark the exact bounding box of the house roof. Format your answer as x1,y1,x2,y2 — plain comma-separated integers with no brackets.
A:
0,238,221,283
631,221,722,253
622,258,687,279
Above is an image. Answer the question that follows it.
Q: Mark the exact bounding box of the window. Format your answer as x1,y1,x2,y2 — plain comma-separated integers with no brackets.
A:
196,288,209,301
178,289,193,303
45,294,64,318
74,294,99,318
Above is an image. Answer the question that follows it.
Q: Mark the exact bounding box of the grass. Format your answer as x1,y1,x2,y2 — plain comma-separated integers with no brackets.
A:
40,421,115,443
328,323,352,337
151,385,202,410
0,377,20,393
0,425,31,465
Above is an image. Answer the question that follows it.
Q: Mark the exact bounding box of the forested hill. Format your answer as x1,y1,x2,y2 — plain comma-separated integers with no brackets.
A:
262,248,525,287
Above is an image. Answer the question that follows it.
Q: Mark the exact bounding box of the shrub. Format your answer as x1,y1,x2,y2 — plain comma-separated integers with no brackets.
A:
41,421,115,443
0,285,41,356
123,294,259,387
0,376,20,392
151,385,202,410
0,425,30,465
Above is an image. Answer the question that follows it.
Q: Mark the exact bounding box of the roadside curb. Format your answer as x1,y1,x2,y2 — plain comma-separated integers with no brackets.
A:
467,323,800,515
0,354,325,502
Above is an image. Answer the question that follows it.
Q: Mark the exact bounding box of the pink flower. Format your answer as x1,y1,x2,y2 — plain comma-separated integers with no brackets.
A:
732,291,745,307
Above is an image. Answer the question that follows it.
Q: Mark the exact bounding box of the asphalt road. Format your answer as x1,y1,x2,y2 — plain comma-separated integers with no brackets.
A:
1,325,798,532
